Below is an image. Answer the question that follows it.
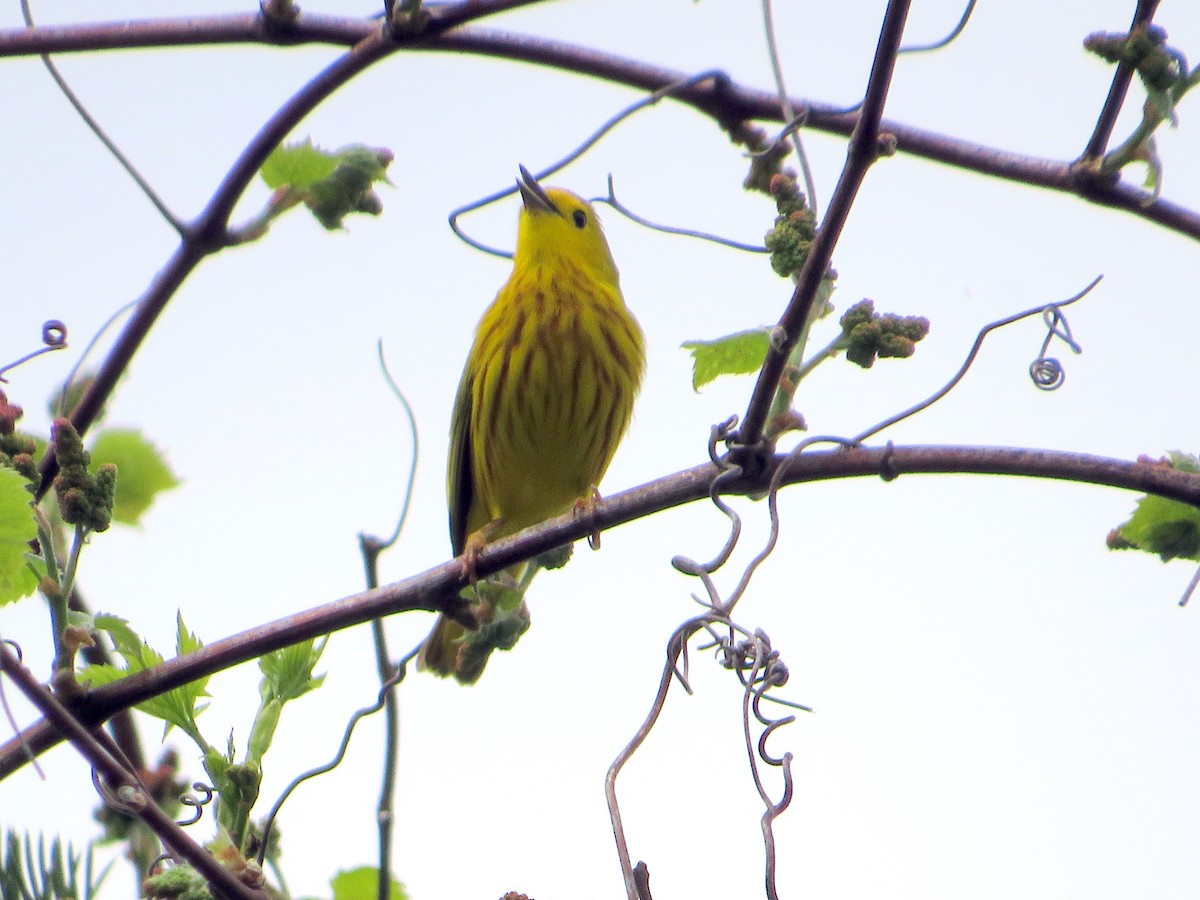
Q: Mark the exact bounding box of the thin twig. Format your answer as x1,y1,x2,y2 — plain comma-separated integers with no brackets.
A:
899,0,976,54
759,0,818,214
257,661,411,867
606,620,705,900
851,276,1101,445
598,175,767,253
19,0,182,230
432,28,1200,240
448,70,726,257
355,341,420,900
0,13,369,55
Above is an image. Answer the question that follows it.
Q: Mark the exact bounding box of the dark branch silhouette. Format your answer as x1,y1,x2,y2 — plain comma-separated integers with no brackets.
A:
5,442,1199,779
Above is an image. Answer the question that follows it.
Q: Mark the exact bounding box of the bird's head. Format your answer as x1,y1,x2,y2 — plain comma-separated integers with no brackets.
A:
514,165,620,287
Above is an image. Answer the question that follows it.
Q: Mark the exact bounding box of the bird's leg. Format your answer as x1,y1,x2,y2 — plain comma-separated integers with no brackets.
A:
575,486,603,550
460,516,505,583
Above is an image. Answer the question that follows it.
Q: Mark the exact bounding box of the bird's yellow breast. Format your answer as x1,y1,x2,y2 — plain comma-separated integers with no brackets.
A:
465,254,645,539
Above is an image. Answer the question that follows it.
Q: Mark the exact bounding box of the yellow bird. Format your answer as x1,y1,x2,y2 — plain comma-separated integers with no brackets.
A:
419,167,646,683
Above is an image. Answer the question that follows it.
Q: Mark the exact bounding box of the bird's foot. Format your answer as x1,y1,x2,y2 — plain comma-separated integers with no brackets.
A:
575,487,603,550
458,517,504,582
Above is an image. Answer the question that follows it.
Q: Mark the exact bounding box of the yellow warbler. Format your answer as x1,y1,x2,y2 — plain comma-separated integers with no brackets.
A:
419,167,645,683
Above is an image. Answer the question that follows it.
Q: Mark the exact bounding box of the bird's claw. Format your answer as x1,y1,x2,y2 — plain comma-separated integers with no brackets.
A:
575,487,603,550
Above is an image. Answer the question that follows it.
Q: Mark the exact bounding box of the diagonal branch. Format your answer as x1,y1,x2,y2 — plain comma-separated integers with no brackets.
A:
5,442,1199,780
31,3,547,499
1080,0,1162,161
737,0,912,450
0,642,268,900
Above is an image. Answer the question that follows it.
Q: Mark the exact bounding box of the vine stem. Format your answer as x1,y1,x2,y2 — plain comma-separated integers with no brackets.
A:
606,621,704,900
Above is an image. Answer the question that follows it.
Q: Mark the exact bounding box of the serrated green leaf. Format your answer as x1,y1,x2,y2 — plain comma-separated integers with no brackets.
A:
89,429,179,526
140,613,210,740
175,611,205,658
91,614,147,663
261,139,339,191
1110,452,1200,562
331,867,407,900
681,329,772,391
77,662,126,690
1115,493,1200,561
82,613,210,745
259,638,327,705
0,467,39,604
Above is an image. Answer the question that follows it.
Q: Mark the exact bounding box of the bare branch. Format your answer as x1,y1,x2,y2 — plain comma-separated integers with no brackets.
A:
0,642,269,900
1081,0,1162,161
737,0,913,450
432,29,1200,240
32,3,543,498
0,13,366,55
4,15,1198,240
5,443,1199,779
0,0,551,56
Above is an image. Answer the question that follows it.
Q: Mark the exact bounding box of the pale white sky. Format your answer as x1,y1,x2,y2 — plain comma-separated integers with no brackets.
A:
3,2,1200,899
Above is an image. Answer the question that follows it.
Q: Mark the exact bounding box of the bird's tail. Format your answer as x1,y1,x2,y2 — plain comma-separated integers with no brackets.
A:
417,614,467,679
417,593,532,685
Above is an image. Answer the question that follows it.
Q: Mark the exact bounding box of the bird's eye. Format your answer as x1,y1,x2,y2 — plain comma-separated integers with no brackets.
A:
572,209,587,229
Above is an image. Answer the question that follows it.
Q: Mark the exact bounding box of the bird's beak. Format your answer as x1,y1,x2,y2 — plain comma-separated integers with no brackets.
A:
516,165,562,217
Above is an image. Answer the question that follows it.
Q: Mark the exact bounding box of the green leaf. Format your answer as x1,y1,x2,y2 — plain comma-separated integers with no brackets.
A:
0,467,39,605
331,867,407,900
1109,451,1200,561
261,139,339,191
247,698,283,763
90,613,145,660
259,638,327,705
681,328,772,391
261,140,394,230
244,638,327,763
81,613,210,745
88,429,179,526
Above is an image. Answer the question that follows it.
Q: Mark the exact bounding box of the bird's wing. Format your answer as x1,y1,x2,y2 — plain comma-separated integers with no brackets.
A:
446,362,475,557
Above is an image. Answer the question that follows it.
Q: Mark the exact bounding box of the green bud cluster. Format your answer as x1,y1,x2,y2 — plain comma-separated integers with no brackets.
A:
306,146,394,230
763,173,816,278
1085,24,1184,93
142,864,214,900
0,431,38,484
737,122,794,195
839,300,931,368
51,418,116,532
